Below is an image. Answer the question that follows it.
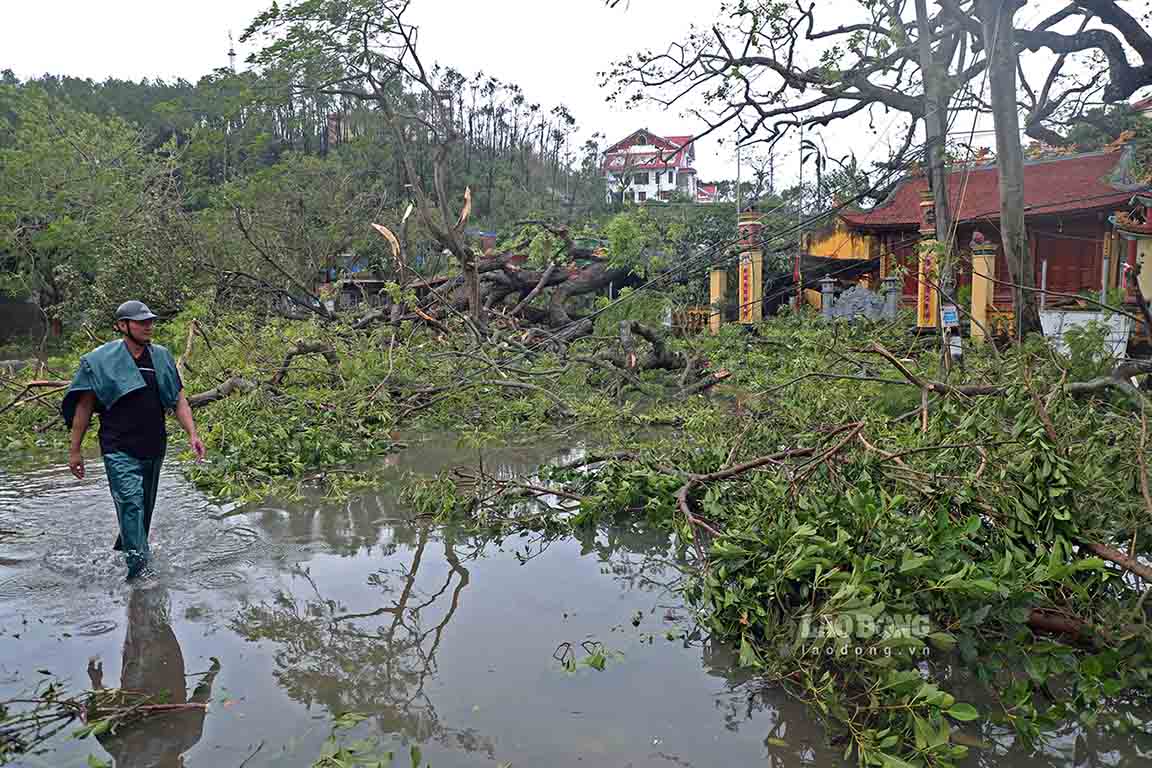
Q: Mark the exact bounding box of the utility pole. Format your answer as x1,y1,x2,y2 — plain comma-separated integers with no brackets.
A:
796,126,804,308
736,143,742,217
224,32,236,183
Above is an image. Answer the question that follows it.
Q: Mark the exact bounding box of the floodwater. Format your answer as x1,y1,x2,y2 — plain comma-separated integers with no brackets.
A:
1,438,1150,767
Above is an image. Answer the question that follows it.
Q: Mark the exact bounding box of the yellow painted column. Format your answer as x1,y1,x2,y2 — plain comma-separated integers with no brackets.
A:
709,269,727,335
970,235,996,342
738,212,763,324
916,191,939,329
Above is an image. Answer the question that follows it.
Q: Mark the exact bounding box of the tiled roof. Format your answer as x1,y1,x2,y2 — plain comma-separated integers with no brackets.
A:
840,149,1142,229
602,130,696,172
603,129,680,154
603,153,684,171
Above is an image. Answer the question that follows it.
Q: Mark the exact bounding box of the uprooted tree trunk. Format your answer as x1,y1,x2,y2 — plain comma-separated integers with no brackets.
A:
573,321,730,400
366,218,635,342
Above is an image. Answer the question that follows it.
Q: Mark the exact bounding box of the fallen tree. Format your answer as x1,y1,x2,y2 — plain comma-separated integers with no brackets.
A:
9,288,1152,765
404,313,1152,768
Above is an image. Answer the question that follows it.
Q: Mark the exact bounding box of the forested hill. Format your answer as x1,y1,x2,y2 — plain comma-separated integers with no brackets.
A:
2,68,601,215
0,65,611,325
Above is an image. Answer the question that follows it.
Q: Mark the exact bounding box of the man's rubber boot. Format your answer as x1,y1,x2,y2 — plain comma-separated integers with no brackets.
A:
125,552,147,581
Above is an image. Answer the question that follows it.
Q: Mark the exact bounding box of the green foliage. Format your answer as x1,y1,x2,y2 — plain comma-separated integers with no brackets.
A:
8,305,1152,766
590,287,668,334
552,641,624,674
312,712,431,767
604,208,664,274
0,85,198,322
437,318,1152,767
954,284,972,311
527,230,559,266
1061,319,1113,382
1062,105,1143,151
0,15,610,328
199,149,394,288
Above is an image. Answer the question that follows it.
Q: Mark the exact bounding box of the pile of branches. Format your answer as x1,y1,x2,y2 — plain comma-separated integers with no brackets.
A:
0,680,209,763
420,314,1152,767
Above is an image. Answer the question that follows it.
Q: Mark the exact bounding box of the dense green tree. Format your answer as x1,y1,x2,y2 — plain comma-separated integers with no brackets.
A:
196,146,402,302
0,86,196,325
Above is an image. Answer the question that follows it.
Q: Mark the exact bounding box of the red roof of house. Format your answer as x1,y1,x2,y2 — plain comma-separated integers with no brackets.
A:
602,130,696,171
1133,96,1152,111
603,129,683,154
840,150,1140,229
697,184,719,202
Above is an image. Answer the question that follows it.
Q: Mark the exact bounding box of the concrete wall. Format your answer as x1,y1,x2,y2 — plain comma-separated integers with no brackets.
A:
0,297,45,344
806,220,874,261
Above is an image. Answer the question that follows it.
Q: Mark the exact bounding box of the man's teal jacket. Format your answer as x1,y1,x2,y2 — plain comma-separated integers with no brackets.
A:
61,340,181,428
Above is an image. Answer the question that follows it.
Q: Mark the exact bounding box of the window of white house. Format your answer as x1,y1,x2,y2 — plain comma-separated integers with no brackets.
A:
638,191,647,202
632,172,649,185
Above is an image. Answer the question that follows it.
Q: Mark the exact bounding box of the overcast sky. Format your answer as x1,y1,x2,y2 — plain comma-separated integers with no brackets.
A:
4,1,1148,190
2,0,767,178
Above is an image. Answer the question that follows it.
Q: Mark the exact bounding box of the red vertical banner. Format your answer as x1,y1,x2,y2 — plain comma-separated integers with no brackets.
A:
740,256,753,323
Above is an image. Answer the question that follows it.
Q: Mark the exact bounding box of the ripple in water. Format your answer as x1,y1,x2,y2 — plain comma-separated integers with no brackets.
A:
74,619,118,637
195,571,246,588
43,548,88,575
0,576,67,600
203,526,263,559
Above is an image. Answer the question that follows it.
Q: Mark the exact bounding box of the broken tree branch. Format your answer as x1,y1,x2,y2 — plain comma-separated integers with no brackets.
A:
268,339,340,387
869,342,1004,396
187,377,257,408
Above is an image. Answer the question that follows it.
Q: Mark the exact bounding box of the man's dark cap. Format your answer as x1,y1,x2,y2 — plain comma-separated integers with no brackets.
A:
115,300,158,322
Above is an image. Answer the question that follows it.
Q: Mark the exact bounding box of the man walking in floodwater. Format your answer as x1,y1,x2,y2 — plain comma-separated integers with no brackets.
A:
61,300,206,580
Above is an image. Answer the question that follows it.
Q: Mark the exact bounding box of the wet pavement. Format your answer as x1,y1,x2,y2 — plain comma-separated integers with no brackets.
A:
2,438,1151,767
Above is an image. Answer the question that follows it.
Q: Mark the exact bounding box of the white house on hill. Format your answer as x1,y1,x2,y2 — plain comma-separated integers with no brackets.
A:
602,129,713,203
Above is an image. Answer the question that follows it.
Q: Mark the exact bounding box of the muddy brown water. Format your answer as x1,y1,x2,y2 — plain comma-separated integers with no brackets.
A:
1,437,1149,767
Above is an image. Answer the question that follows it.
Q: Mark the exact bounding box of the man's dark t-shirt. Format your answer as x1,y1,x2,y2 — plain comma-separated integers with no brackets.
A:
98,346,179,459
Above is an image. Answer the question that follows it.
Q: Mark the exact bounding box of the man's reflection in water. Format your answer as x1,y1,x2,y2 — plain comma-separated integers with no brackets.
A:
86,584,219,768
